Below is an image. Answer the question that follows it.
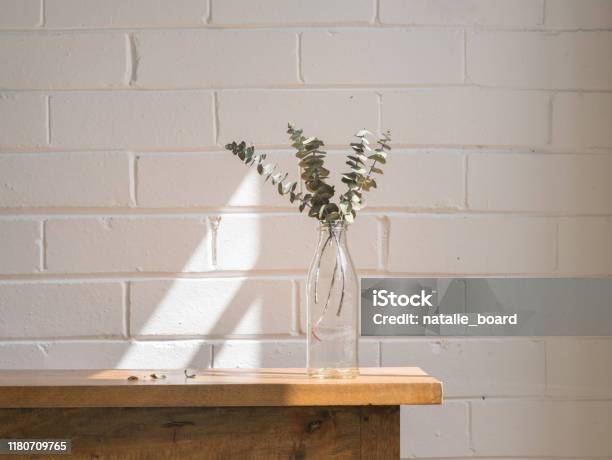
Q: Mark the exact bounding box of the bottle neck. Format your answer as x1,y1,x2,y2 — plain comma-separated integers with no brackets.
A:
317,221,348,247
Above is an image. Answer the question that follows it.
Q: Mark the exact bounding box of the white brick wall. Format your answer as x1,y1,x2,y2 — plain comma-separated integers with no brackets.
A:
130,279,294,336
0,282,124,338
383,89,550,146
0,153,131,208
0,33,128,89
218,91,378,146
380,0,544,26
135,31,298,88
552,93,612,148
468,31,612,90
46,217,212,273
545,0,612,29
1,0,611,458
0,0,41,29
387,216,557,274
44,0,208,29
0,220,41,274
302,30,464,85
0,94,47,149
50,93,214,150
211,0,374,26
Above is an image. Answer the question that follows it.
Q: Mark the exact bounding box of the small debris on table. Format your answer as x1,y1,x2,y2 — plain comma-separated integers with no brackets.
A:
127,375,139,381
150,373,167,380
184,369,196,379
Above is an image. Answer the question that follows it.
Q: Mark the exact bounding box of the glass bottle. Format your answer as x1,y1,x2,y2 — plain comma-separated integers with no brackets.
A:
306,221,359,378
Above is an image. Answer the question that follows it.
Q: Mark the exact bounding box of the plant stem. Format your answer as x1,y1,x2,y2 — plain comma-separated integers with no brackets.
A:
312,250,338,342
313,231,332,303
311,226,347,343
332,230,346,316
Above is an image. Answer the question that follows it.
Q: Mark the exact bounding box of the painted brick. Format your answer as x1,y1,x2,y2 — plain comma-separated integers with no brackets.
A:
216,215,380,271
0,342,46,368
46,218,211,273
135,31,298,88
0,94,46,150
218,91,378,146
212,0,374,25
45,0,208,28
468,154,612,213
558,217,612,274
0,153,130,208
401,401,471,458
380,0,543,26
302,30,463,85
381,338,546,397
0,340,212,369
323,150,464,209
0,33,127,89
0,220,40,274
213,340,379,368
552,93,612,148
130,279,293,336
383,89,549,147
137,151,298,208
472,400,612,457
0,282,123,338
546,338,612,397
469,31,612,90
387,216,557,274
546,0,612,29
50,92,214,150
0,0,41,28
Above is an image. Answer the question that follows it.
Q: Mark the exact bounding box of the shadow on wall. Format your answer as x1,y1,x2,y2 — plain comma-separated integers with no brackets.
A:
109,150,301,370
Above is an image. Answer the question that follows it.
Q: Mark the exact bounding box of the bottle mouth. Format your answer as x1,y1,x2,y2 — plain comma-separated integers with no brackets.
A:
319,220,348,230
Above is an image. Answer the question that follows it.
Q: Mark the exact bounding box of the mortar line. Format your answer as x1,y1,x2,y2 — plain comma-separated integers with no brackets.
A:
3,270,609,283
463,153,469,209
554,218,560,271
376,92,383,134
46,95,51,145
296,33,305,84
2,24,612,33
210,344,216,368
123,281,131,338
467,401,475,454
129,152,138,207
463,28,468,83
40,220,47,272
291,279,301,336
128,33,139,87
2,84,612,93
205,0,212,24
547,92,555,145
2,209,612,219
380,215,390,271
543,337,549,393
2,145,611,156
208,216,221,268
40,0,46,28
212,91,220,146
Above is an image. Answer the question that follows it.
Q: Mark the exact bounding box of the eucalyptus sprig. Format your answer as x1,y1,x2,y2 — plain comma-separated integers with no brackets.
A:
226,123,391,224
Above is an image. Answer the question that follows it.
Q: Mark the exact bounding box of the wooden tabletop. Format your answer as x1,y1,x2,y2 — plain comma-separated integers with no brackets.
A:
0,367,442,408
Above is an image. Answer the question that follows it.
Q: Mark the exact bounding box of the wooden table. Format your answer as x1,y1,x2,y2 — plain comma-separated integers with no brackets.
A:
0,367,442,459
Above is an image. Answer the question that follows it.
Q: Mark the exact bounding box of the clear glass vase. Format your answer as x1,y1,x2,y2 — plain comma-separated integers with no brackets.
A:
306,221,359,378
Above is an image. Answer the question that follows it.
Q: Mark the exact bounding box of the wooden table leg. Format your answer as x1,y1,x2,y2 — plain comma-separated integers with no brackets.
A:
0,406,400,459
360,405,400,458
